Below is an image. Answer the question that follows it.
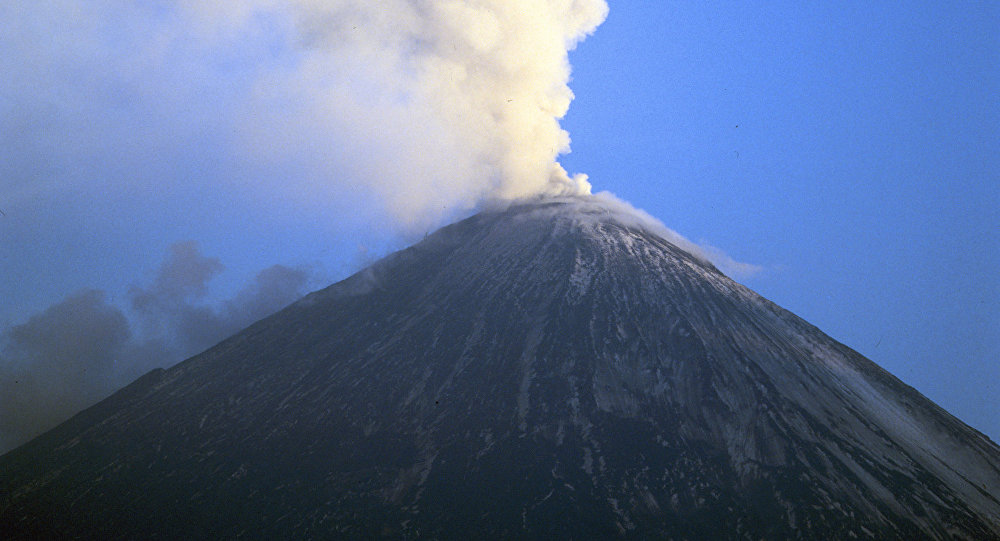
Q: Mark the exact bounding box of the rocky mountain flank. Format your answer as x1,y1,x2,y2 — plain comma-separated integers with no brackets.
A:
2,197,999,539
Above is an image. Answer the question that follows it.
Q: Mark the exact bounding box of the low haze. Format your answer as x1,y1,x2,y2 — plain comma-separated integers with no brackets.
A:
1,1,996,452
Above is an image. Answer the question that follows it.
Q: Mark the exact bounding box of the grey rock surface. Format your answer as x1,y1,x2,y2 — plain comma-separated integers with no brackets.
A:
2,197,999,539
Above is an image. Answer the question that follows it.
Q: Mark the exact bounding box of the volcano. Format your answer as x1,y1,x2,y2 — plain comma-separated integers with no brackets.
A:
2,197,999,539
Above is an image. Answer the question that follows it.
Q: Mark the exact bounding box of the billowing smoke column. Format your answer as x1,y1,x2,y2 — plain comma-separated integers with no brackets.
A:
0,0,612,451
2,1,607,227
221,0,609,224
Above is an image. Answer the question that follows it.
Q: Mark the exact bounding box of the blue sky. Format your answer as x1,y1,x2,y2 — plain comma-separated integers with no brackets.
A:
562,2,998,439
1,2,997,446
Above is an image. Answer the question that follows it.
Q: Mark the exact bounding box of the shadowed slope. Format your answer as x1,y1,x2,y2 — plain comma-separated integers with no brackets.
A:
2,197,999,539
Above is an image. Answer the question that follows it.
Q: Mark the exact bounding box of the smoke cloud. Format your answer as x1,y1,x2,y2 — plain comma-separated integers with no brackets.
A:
0,290,130,452
129,241,313,357
0,243,314,453
0,0,609,455
232,0,609,224
1,1,606,227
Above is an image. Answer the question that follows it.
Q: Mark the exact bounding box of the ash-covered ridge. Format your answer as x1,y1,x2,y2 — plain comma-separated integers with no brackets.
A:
2,196,999,539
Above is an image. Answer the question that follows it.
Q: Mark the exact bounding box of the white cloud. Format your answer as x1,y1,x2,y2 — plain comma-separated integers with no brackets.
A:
1,1,608,229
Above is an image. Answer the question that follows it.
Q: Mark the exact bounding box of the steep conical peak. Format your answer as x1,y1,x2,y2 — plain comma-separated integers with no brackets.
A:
308,194,718,306
2,194,999,540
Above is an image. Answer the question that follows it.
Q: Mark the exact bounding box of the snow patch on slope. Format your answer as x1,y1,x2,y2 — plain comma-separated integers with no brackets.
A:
493,192,761,279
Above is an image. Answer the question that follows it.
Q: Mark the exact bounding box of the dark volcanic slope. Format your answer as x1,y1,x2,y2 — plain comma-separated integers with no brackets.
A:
2,197,999,540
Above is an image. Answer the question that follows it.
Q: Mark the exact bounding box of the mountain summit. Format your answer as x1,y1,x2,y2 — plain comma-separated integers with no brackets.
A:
2,197,999,539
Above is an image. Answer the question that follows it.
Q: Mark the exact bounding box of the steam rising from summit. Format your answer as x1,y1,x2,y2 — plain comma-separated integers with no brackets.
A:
0,0,609,450
227,0,609,223
2,0,606,227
